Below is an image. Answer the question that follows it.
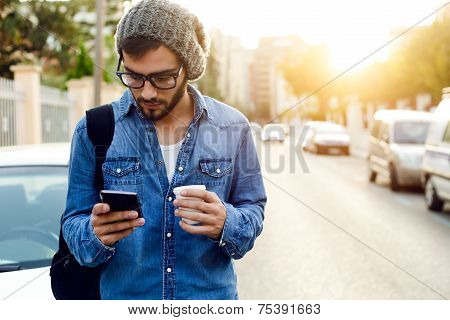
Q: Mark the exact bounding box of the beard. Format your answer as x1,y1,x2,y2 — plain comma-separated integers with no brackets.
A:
135,79,188,122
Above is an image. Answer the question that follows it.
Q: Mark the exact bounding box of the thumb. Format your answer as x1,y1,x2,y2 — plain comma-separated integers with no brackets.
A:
92,203,110,215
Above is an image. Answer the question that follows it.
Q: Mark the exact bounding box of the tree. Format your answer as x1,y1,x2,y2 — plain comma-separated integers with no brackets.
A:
65,42,94,81
197,43,224,101
279,44,335,120
0,0,123,87
354,16,449,106
0,0,93,79
103,33,121,84
403,17,450,103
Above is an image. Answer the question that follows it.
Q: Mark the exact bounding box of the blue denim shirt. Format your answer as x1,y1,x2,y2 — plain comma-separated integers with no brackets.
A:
62,85,267,299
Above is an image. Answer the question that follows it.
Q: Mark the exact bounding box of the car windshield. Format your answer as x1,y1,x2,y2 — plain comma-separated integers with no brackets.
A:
0,166,67,271
393,121,430,144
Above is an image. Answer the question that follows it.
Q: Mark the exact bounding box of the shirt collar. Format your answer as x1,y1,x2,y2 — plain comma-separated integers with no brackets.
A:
118,84,212,123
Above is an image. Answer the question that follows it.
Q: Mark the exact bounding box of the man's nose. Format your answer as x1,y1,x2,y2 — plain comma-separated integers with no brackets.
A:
141,80,158,100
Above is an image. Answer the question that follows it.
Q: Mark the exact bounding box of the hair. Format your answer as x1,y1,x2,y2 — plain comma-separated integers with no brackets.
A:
120,36,163,60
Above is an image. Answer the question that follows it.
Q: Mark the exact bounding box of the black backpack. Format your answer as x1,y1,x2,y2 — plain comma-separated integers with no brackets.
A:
50,104,115,300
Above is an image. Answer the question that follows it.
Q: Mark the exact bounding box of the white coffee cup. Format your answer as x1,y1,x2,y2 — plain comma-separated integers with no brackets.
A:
173,185,207,225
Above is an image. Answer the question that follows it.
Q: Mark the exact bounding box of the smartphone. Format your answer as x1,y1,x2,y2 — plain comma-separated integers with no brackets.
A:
100,190,143,218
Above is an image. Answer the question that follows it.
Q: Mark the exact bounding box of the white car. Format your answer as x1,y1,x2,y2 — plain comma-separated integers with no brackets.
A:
422,88,450,211
0,143,70,299
303,121,350,155
260,123,287,142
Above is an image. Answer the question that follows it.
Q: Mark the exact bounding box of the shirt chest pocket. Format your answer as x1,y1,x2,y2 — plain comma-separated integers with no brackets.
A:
196,158,232,186
102,157,141,185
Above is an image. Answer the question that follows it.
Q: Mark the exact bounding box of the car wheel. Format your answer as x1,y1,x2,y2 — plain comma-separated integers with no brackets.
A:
368,168,377,182
425,178,444,212
389,164,400,191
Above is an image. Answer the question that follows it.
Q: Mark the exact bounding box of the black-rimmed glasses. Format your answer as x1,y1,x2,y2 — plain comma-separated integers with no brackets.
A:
116,56,183,90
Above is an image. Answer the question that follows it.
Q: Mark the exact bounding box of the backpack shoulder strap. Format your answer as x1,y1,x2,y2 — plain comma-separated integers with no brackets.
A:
86,104,115,191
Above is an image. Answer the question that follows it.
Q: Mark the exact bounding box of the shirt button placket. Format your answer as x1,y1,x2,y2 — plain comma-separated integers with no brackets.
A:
167,187,176,298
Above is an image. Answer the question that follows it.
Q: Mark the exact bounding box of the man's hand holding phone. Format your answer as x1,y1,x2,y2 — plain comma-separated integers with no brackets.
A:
91,191,145,246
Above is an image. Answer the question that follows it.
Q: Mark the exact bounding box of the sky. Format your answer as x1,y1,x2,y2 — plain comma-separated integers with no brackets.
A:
168,0,449,71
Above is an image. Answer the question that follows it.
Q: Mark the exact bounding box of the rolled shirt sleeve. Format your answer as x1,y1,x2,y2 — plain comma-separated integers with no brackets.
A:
215,124,267,259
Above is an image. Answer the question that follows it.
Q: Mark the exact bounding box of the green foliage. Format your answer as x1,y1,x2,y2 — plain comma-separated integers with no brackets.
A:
280,16,450,110
103,34,120,84
279,44,335,119
197,43,224,101
405,18,450,103
358,17,450,106
66,43,94,81
0,0,123,87
0,0,93,79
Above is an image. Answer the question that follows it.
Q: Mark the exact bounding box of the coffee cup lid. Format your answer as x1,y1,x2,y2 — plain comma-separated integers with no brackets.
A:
173,185,206,194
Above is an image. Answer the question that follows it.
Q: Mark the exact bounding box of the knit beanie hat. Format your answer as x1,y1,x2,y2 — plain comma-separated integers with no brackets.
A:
115,0,210,81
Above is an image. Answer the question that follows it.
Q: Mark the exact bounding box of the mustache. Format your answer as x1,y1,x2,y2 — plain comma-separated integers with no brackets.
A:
138,97,166,105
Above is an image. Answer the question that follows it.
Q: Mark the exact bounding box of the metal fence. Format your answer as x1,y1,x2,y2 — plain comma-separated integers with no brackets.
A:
40,85,71,143
0,78,23,147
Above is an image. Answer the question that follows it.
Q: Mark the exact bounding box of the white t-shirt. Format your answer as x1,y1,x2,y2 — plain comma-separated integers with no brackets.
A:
160,138,184,183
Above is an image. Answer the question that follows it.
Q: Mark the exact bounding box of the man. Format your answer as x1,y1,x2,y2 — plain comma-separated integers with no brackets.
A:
62,0,266,299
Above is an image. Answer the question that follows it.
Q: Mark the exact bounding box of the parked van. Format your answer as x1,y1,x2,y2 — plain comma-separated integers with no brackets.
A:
368,110,433,191
421,87,450,211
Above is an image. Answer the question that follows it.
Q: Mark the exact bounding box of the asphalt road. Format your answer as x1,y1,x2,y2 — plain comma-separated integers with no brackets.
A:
235,139,450,299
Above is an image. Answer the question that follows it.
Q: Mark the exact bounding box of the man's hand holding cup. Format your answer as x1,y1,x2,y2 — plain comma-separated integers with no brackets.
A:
173,185,226,240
